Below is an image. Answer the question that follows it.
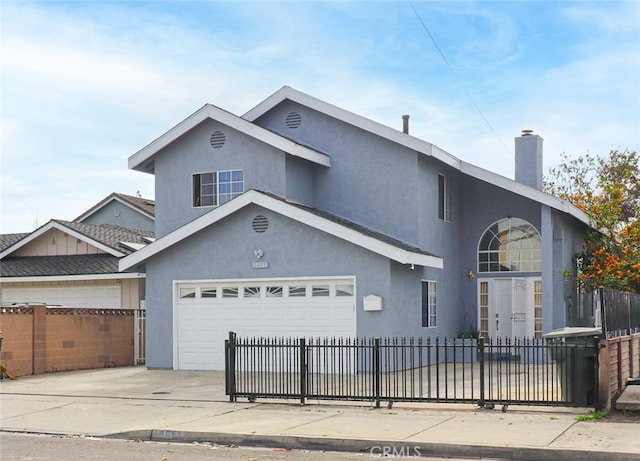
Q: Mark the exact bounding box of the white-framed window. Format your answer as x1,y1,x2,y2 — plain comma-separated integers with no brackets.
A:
336,284,354,297
312,285,330,297
288,285,307,297
193,170,243,207
266,286,283,297
222,287,239,298
201,287,217,298
421,280,437,328
243,286,261,298
478,217,541,273
438,174,452,222
179,287,196,299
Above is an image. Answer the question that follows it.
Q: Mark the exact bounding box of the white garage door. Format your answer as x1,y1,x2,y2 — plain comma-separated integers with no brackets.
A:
175,278,356,370
1,285,121,308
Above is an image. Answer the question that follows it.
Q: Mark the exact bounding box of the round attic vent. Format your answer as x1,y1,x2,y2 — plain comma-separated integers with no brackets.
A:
252,215,269,233
210,131,226,148
285,111,302,129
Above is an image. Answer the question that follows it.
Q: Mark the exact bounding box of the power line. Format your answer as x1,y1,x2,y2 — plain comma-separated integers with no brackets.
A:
407,1,513,159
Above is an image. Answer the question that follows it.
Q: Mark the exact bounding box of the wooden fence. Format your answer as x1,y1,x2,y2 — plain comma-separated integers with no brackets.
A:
598,332,640,409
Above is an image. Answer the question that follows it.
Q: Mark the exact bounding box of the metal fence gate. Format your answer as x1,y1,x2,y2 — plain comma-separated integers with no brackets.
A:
225,332,600,409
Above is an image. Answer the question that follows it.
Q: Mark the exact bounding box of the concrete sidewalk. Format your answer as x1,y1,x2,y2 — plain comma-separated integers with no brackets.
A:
1,367,638,461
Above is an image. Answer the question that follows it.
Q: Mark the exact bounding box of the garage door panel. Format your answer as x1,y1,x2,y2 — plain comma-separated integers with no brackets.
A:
176,278,356,370
1,285,120,308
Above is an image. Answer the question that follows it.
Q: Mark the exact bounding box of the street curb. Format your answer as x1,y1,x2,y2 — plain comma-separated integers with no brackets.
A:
107,429,639,461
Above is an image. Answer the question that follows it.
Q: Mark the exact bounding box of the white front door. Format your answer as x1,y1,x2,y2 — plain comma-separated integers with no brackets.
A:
481,278,538,339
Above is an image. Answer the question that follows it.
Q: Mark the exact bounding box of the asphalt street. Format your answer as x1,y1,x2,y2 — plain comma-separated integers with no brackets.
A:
1,433,477,461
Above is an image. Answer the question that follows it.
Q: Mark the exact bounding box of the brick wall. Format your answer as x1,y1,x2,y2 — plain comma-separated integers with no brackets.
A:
0,306,34,376
1,305,138,377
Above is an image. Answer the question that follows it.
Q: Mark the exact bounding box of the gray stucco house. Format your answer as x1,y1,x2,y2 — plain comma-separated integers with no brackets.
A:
120,86,590,371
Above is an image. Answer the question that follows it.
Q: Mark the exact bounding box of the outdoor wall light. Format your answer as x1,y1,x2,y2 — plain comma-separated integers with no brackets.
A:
467,270,475,280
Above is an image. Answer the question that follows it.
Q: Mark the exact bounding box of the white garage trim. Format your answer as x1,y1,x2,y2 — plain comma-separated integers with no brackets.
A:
173,276,356,371
1,284,121,308
1,273,145,283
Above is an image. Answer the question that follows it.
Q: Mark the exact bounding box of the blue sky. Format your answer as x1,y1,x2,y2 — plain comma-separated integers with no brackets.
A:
1,0,639,233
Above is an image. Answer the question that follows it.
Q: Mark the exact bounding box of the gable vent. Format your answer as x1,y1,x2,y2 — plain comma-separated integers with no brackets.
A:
252,215,269,233
210,131,226,148
285,111,302,129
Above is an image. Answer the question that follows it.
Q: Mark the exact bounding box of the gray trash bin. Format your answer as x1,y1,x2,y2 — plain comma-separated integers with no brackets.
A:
544,327,601,406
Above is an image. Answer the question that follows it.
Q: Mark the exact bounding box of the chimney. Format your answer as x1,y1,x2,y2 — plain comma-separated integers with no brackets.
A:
402,115,410,134
515,130,543,190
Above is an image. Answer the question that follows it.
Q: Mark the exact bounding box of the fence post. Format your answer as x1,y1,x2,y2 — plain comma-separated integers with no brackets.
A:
226,331,236,402
478,336,485,408
299,338,306,405
593,335,602,411
374,337,381,408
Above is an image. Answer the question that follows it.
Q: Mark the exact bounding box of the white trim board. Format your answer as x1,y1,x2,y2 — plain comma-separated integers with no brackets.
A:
119,190,443,271
243,86,590,226
1,272,145,283
128,104,331,174
0,221,126,259
75,194,155,223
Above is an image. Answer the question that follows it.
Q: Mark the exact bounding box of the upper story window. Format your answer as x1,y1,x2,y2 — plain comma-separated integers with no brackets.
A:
478,217,542,273
438,174,452,222
193,170,243,207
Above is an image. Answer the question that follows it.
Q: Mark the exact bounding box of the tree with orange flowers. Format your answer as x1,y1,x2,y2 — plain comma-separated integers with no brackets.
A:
545,150,640,293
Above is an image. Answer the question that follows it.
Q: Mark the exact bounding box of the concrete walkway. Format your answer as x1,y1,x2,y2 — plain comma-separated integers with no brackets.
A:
1,367,639,461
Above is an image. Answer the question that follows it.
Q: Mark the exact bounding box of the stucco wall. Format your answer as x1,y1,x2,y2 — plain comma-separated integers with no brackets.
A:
255,100,421,245
153,119,288,237
144,204,431,369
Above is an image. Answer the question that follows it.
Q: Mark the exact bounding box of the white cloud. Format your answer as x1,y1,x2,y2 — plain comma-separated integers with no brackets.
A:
1,1,638,233
2,39,167,94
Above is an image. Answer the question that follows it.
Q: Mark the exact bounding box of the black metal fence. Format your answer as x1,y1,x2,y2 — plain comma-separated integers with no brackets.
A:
225,332,601,408
600,287,640,336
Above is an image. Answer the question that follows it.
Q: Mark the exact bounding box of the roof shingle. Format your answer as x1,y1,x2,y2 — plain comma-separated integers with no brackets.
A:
1,254,119,277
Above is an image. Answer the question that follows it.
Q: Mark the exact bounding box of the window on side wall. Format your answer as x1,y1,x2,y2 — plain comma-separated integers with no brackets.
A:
421,280,437,328
193,170,243,207
438,174,452,222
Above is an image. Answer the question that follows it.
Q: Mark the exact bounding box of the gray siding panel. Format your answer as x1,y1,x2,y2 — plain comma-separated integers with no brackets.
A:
82,202,154,231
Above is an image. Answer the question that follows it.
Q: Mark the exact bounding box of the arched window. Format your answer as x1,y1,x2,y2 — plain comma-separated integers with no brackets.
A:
478,218,541,273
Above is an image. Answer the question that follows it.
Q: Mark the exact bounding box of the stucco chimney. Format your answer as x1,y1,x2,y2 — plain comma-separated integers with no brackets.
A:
402,115,410,134
515,130,543,190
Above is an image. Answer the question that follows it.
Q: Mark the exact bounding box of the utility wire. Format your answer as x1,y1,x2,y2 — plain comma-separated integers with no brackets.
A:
408,1,513,159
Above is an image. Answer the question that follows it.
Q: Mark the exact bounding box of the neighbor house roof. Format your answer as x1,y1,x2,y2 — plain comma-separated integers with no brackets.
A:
74,192,155,222
1,254,119,277
243,86,591,226
0,220,155,260
128,104,332,174
120,189,443,272
0,233,30,252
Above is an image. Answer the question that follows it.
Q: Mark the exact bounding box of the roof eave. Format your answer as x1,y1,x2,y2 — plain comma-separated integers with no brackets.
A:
0,221,126,259
119,190,442,271
0,272,145,283
128,104,331,174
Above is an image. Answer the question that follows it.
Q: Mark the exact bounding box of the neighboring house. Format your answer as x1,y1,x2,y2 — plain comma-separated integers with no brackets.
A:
0,193,154,309
75,192,155,232
119,86,591,371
